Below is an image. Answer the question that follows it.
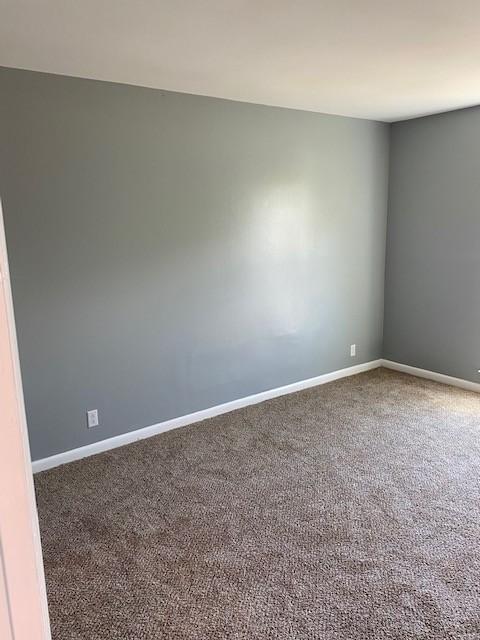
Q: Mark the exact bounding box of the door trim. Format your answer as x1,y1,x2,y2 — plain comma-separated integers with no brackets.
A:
0,198,51,640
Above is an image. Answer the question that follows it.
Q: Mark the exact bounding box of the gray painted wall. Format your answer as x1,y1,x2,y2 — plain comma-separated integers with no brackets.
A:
384,108,480,382
0,68,389,461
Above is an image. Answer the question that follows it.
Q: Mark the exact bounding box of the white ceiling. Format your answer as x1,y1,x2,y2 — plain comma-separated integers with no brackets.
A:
1,0,480,122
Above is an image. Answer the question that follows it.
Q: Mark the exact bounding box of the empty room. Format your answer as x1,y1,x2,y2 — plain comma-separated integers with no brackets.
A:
1,2,480,639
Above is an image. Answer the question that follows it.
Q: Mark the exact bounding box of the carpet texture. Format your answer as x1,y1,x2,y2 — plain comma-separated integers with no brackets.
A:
35,368,480,639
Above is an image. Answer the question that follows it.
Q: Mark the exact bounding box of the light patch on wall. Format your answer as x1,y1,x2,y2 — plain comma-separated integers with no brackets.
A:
250,183,315,336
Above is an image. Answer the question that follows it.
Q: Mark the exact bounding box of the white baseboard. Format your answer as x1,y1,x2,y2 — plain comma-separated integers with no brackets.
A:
32,359,382,473
381,359,480,393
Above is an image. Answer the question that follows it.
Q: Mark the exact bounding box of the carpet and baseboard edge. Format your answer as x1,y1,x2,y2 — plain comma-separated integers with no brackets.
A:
382,360,480,394
32,359,381,473
31,358,480,473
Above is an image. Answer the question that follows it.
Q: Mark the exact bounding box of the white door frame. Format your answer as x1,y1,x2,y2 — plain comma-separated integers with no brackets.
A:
0,198,51,640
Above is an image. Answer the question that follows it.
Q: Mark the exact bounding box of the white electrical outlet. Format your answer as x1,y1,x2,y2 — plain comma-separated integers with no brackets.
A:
350,344,356,357
87,409,99,428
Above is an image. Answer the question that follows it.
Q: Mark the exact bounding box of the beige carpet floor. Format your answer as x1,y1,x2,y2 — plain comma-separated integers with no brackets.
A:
35,368,480,639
